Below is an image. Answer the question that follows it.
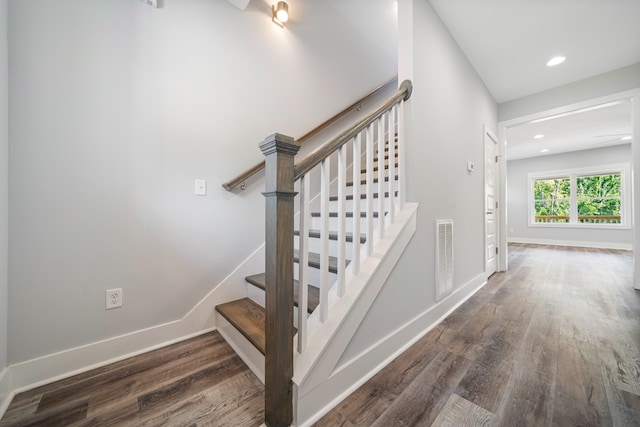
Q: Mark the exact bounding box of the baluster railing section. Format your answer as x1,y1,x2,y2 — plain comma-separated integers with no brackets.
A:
261,80,412,427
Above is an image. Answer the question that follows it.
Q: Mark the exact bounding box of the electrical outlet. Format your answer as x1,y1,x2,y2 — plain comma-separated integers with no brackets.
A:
105,288,123,310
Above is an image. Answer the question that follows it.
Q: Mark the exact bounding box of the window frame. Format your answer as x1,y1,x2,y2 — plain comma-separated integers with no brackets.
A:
527,163,631,229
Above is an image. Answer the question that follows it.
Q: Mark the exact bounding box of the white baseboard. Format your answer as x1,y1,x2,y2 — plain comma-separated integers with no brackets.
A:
5,244,265,399
508,236,632,251
0,367,13,419
296,272,487,426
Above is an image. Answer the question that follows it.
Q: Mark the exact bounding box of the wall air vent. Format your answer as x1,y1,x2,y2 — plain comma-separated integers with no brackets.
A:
435,219,454,300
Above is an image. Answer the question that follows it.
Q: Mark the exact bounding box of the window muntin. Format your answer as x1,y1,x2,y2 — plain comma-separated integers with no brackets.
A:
528,165,629,227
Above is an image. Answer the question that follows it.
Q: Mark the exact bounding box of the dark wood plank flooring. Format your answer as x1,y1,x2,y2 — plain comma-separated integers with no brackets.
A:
316,244,640,426
1,244,638,426
0,332,264,427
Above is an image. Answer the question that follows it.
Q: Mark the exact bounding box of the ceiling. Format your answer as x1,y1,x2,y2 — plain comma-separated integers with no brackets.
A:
428,0,640,104
506,100,632,160
428,0,640,160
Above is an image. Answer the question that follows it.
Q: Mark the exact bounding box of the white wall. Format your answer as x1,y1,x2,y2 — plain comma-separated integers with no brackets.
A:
507,145,633,249
339,0,497,359
0,0,8,373
7,0,396,364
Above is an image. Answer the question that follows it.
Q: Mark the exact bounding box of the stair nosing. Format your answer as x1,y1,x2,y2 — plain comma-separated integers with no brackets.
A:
346,175,398,187
293,249,350,274
293,229,367,244
245,273,320,313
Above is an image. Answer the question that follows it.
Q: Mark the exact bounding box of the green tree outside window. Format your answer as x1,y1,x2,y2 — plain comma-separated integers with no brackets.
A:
532,172,622,224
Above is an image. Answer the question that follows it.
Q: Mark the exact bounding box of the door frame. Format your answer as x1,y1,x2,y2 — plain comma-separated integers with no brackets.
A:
497,88,640,288
483,125,501,274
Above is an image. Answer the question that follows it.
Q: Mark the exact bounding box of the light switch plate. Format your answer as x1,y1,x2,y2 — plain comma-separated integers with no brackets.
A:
195,179,207,196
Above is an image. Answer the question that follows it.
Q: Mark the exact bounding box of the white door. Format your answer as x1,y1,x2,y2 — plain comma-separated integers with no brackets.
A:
484,128,498,276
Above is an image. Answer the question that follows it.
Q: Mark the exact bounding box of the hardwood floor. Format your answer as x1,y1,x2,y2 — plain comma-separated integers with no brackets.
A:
0,332,264,427
316,244,640,427
1,244,638,426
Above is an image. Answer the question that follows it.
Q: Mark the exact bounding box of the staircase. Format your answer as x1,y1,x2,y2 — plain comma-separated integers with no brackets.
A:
216,139,398,359
218,80,415,426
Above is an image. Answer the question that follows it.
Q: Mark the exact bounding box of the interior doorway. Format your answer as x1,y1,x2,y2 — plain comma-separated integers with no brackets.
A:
497,89,639,289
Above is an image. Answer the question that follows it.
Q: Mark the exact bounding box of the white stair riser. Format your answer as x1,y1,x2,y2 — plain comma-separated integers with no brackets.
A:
310,216,384,233
343,182,398,197
246,284,310,329
294,235,360,259
294,262,338,289
328,197,395,212
216,314,265,384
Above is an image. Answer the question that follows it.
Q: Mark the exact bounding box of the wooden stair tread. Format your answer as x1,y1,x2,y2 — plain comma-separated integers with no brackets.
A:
329,191,398,202
293,249,350,274
346,176,398,187
361,163,399,174
294,229,366,244
216,298,267,355
245,273,320,313
310,211,383,218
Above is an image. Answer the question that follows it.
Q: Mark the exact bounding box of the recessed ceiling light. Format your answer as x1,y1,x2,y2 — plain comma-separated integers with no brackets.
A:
621,136,632,141
534,134,545,139
540,148,549,153
546,56,566,67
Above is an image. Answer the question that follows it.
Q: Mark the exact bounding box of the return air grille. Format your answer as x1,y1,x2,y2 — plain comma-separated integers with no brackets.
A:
436,219,453,300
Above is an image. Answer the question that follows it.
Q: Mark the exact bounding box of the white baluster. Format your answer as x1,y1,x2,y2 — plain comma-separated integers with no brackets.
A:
366,125,374,256
388,106,396,223
377,116,385,239
337,145,346,297
398,101,406,210
319,156,330,322
297,173,310,353
352,134,361,276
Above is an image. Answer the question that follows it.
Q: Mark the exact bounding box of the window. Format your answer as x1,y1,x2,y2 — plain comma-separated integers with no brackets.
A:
533,177,570,223
528,164,630,227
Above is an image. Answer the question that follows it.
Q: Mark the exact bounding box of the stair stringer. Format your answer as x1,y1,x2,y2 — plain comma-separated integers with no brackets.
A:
292,202,418,426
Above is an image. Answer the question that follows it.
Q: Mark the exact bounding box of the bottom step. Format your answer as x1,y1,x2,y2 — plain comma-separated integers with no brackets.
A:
216,298,266,355
215,297,298,356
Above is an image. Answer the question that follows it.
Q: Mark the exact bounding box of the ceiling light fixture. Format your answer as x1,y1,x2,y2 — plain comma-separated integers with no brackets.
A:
621,136,632,141
534,134,545,139
546,56,566,67
272,1,289,27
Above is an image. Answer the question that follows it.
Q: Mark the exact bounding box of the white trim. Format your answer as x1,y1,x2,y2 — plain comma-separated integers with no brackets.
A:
508,237,632,251
4,243,265,397
0,367,13,419
484,124,500,273
499,91,638,131
293,203,419,390
297,272,487,427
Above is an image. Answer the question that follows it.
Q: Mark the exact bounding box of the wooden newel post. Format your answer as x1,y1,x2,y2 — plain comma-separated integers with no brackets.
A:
260,133,300,427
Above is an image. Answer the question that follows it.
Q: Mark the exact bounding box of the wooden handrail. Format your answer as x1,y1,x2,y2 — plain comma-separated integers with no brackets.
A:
294,80,413,181
222,77,398,191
